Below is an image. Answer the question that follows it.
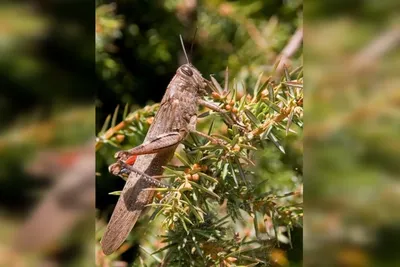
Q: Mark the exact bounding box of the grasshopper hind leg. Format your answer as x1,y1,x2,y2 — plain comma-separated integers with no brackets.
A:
109,160,170,189
114,131,186,160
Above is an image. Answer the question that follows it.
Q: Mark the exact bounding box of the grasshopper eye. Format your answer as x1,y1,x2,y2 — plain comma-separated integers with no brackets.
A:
181,66,193,76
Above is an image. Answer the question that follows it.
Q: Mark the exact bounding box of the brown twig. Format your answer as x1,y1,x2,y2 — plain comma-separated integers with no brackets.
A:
251,106,296,136
243,18,269,50
306,26,400,140
349,25,400,73
13,139,95,253
96,104,159,151
275,27,303,77
96,119,130,151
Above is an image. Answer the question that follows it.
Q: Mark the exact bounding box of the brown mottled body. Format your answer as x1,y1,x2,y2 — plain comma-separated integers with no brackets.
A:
101,64,208,255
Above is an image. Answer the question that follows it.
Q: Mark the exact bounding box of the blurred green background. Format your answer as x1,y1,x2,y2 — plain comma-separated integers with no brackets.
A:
305,0,400,266
0,0,95,266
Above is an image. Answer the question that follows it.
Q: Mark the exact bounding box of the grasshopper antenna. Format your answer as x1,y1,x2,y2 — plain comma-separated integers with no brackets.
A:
179,34,190,64
190,27,198,58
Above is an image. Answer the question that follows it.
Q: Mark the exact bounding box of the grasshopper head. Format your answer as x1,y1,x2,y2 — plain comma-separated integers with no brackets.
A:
177,63,209,95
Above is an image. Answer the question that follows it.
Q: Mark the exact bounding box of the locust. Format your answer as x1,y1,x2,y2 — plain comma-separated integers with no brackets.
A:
101,36,237,255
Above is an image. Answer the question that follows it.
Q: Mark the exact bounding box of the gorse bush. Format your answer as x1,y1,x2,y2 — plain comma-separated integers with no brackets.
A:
96,65,303,266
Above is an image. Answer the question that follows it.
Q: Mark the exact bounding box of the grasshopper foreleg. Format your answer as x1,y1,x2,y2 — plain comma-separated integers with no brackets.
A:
197,98,245,129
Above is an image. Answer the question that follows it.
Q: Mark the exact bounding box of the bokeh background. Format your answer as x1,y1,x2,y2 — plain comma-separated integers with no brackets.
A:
0,0,95,266
305,0,400,266
96,0,302,266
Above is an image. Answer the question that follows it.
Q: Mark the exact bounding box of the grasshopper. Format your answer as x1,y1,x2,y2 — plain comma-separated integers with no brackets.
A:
101,36,235,255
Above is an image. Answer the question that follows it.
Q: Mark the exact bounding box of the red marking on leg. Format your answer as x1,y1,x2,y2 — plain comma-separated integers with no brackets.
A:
125,155,137,165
